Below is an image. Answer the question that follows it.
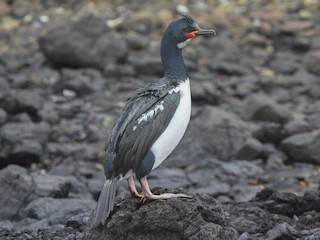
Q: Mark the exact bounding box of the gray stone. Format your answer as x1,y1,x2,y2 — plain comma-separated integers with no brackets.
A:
235,138,263,160
8,139,43,166
47,143,96,162
25,197,95,225
304,50,320,75
1,122,50,143
128,54,163,76
86,192,235,240
253,122,286,144
0,89,43,116
31,173,74,198
269,58,299,75
189,106,251,161
125,32,148,50
0,108,7,125
208,61,250,76
148,168,190,189
281,131,320,164
39,14,127,70
284,119,310,136
243,94,291,123
0,165,32,221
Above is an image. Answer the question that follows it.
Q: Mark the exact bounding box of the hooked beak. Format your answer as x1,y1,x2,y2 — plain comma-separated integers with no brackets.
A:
185,29,216,39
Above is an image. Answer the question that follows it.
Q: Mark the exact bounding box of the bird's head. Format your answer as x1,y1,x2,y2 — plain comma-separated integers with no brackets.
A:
165,9,216,49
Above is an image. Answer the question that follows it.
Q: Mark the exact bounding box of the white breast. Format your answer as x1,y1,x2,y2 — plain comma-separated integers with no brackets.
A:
151,79,191,170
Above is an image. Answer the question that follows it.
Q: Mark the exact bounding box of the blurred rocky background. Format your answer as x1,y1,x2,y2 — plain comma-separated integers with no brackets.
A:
0,0,320,239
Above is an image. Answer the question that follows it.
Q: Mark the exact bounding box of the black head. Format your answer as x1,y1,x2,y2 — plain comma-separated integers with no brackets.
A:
164,9,216,49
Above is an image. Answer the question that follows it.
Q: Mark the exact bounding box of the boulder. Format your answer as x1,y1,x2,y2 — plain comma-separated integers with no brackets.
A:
243,94,291,123
304,50,320,75
176,107,251,163
0,122,50,167
281,131,320,164
86,191,236,240
39,14,127,70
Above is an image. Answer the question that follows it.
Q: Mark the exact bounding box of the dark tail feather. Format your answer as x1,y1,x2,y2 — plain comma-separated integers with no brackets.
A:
92,179,117,227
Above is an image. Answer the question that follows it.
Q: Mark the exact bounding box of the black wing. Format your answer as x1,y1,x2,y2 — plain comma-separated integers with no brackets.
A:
105,81,180,179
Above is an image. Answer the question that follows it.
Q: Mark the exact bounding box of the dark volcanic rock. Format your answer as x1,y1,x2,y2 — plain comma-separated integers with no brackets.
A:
281,131,320,164
304,50,320,75
0,165,80,221
86,191,236,240
235,138,263,160
39,14,127,70
0,122,50,167
25,197,95,226
0,108,7,125
1,122,50,143
226,188,320,239
209,61,250,76
0,165,32,221
0,89,43,118
190,106,251,161
253,122,286,145
243,94,291,123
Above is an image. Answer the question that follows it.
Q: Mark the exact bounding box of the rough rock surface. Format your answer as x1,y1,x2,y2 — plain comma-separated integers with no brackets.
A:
86,191,236,240
0,0,320,239
39,14,127,70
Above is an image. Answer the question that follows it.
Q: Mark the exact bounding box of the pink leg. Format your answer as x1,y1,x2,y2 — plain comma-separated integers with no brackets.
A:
139,176,190,200
127,175,144,198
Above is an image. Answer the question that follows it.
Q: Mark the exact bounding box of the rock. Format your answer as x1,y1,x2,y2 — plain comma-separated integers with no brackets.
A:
7,139,43,166
38,102,59,124
127,54,163,76
304,50,320,75
243,94,291,123
284,119,310,136
60,68,105,96
281,131,320,164
235,138,263,160
31,173,73,198
148,168,190,189
269,58,299,75
0,122,49,167
253,122,286,144
0,121,50,143
0,77,10,96
39,14,127,70
187,106,251,161
125,32,149,50
0,89,43,118
25,197,95,228
0,164,85,222
244,32,268,48
279,20,314,35
47,143,97,162
0,108,7,125
85,192,236,240
190,80,219,105
265,222,299,240
0,165,32,221
66,212,91,229
208,61,250,76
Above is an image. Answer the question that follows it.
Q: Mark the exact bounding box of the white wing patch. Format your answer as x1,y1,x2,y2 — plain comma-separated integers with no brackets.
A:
137,101,165,124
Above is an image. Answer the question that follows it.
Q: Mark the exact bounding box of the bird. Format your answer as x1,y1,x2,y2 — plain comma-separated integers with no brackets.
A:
92,9,215,227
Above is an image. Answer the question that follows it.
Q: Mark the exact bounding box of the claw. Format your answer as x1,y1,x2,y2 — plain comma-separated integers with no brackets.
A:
132,192,145,199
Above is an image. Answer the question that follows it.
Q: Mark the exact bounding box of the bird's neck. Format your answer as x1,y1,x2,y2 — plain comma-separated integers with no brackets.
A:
161,38,188,82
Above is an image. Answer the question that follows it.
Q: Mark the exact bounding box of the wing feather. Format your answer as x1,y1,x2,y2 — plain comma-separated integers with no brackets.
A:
105,81,181,179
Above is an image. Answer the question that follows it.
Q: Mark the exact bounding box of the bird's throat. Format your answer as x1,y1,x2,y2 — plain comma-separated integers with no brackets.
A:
161,38,188,80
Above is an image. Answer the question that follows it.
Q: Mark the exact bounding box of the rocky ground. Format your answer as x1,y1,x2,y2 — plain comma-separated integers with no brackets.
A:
0,0,320,239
